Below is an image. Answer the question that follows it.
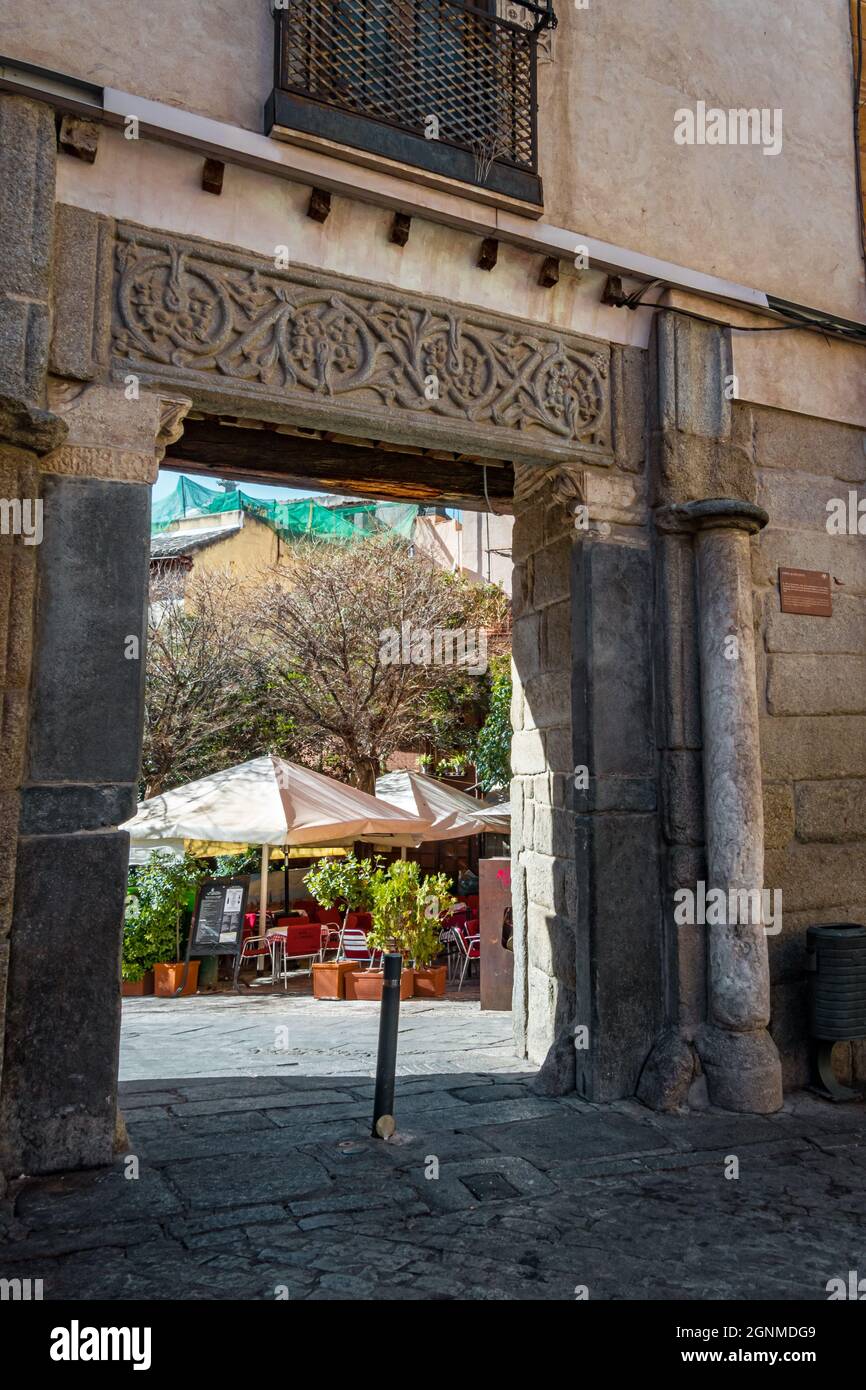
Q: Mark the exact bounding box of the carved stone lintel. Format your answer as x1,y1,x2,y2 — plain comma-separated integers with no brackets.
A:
108,224,612,466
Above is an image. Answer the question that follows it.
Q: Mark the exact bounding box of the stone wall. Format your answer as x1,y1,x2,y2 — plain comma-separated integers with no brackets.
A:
0,96,68,1186
511,344,663,1102
751,403,866,1087
0,93,196,1178
510,474,578,1082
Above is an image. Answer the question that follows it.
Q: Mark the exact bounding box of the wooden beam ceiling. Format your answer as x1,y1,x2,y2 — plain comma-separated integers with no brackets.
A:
163,418,515,510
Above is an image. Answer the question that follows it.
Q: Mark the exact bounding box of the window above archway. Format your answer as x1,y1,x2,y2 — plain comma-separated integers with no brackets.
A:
265,0,554,207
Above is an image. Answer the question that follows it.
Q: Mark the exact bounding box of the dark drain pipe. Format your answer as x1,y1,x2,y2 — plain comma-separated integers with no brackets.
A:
372,953,402,1138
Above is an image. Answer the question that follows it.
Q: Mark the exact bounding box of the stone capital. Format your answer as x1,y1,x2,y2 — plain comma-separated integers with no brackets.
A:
42,381,192,483
513,459,586,513
655,497,768,535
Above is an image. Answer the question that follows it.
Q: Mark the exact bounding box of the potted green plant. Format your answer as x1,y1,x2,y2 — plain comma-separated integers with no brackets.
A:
360,861,455,999
304,853,381,999
344,962,415,1001
124,852,206,998
407,870,455,997
439,754,468,778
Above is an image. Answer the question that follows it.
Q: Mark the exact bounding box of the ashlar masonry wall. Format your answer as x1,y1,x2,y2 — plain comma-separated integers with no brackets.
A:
751,403,866,1087
510,476,578,1078
510,345,663,1101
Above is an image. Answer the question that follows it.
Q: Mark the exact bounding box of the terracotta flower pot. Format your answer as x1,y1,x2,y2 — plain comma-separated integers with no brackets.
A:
312,961,358,1000
413,965,447,998
153,960,200,997
121,970,154,998
345,967,414,1001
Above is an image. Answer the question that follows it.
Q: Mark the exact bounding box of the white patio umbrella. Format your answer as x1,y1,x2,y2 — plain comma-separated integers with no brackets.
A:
476,793,511,830
374,769,511,841
122,754,432,942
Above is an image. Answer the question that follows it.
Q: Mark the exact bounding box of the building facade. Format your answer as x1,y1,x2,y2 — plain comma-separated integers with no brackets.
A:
151,506,290,582
0,1,865,1177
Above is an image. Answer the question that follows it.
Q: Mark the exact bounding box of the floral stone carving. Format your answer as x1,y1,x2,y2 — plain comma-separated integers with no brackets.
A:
111,225,611,463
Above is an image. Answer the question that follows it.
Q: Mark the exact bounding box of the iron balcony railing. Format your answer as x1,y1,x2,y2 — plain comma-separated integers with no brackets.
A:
268,1,545,200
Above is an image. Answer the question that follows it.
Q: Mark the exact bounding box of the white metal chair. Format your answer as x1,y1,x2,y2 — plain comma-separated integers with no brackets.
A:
233,933,281,989
340,926,382,971
318,923,342,962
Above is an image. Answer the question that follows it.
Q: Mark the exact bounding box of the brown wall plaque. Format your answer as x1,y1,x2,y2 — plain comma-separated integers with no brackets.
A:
779,567,832,617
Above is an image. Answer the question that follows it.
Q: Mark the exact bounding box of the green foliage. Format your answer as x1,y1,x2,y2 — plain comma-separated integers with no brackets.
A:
472,658,512,793
303,852,382,914
420,674,483,765
368,861,455,967
215,849,261,877
437,754,469,777
123,852,206,979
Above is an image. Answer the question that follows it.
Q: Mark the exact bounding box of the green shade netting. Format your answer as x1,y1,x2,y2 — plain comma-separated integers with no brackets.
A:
152,478,418,542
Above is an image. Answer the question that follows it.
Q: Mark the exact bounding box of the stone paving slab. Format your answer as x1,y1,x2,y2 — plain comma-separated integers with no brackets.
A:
1,996,864,1300
1,1069,864,1301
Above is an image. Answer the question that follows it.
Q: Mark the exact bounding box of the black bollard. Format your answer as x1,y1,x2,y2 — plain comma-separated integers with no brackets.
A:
372,953,402,1138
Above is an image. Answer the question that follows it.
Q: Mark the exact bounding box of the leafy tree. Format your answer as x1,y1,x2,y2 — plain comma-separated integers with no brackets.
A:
472,657,512,792
215,849,262,877
253,537,509,791
303,852,382,916
143,568,295,797
143,539,511,801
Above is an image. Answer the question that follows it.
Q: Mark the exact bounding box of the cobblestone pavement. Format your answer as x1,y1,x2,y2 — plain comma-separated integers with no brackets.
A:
1,996,864,1301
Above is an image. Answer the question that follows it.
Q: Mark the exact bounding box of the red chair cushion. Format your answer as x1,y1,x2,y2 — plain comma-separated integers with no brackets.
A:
317,907,342,927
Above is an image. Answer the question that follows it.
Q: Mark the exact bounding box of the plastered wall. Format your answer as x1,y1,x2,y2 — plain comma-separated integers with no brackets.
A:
2,0,863,319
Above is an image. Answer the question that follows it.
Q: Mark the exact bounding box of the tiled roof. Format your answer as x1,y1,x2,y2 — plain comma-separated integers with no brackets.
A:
150,525,241,558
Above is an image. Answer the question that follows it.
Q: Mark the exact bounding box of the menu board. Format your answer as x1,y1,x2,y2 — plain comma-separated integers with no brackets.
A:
190,879,248,956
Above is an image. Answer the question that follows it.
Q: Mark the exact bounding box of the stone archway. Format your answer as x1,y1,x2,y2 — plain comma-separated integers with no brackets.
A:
0,92,781,1181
